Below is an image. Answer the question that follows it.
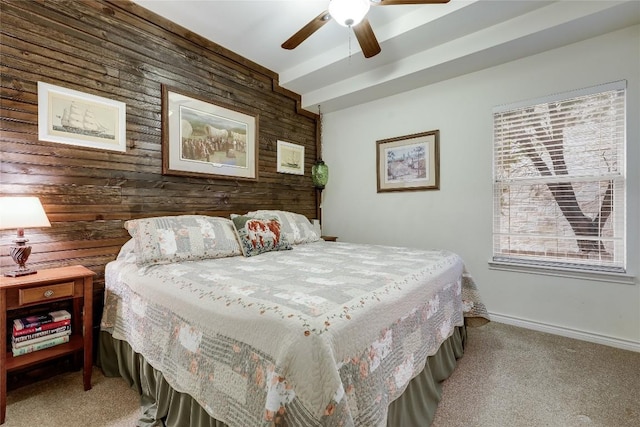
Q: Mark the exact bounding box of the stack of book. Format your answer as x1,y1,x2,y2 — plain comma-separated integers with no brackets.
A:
12,310,72,357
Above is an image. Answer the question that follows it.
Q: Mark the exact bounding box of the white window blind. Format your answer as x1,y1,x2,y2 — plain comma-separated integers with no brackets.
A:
492,81,626,273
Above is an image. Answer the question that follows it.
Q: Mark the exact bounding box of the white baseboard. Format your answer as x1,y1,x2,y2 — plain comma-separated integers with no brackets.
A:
488,311,640,353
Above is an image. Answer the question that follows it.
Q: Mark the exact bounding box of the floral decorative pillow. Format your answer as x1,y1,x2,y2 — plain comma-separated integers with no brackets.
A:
124,215,242,267
231,215,292,257
245,210,321,245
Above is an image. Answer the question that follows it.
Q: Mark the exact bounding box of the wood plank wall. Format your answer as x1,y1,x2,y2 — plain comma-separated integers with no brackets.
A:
0,0,319,293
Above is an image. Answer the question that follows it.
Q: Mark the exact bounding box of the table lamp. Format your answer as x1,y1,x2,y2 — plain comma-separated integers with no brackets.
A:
0,196,51,277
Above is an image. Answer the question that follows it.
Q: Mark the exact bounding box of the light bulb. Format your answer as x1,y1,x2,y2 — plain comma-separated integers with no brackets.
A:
328,0,370,27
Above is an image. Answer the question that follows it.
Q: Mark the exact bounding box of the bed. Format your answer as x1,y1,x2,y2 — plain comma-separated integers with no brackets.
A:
99,212,489,427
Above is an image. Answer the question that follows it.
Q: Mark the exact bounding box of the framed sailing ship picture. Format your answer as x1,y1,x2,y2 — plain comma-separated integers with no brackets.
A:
276,140,304,175
161,85,258,181
37,82,126,152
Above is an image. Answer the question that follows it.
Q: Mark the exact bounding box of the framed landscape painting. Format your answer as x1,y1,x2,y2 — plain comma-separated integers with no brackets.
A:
376,130,440,192
161,85,258,181
37,82,126,152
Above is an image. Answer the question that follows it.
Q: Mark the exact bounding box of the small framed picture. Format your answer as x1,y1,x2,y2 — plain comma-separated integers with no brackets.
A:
376,130,440,192
37,82,126,152
276,140,305,175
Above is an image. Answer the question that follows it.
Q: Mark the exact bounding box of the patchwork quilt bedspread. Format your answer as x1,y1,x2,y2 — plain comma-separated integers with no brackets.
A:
101,241,488,427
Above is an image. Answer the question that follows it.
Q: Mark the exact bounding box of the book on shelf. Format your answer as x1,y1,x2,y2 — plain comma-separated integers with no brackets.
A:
12,328,71,349
12,325,71,345
12,318,71,337
13,310,71,331
11,335,70,357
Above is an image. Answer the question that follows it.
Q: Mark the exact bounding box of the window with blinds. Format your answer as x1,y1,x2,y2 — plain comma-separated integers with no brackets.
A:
492,81,626,273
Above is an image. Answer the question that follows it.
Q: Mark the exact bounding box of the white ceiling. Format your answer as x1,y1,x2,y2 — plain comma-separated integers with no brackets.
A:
132,0,640,113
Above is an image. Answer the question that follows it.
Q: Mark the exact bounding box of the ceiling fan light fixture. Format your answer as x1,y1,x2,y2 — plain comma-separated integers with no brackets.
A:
328,0,370,27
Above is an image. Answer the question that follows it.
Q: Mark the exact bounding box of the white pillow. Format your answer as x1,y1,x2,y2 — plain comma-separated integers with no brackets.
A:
245,210,321,245
116,239,137,263
124,215,242,267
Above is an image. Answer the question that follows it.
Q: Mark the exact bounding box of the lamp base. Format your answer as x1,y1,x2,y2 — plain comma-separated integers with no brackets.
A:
7,240,35,277
4,268,37,277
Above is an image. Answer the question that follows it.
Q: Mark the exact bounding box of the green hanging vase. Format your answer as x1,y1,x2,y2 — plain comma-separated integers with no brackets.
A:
312,160,329,189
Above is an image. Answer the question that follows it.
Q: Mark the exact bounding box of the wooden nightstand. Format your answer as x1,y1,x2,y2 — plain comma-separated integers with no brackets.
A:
321,236,338,242
0,265,95,424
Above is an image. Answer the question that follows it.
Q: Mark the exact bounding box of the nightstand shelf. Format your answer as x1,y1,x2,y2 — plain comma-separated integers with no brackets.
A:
5,335,84,371
321,235,338,242
0,265,95,425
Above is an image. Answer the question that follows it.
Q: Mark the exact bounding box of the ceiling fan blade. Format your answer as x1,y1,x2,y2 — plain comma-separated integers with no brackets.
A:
353,18,381,58
373,0,450,5
282,10,331,50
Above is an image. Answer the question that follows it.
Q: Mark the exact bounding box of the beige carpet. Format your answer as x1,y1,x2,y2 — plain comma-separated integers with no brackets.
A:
4,368,140,427
5,322,639,427
432,322,640,427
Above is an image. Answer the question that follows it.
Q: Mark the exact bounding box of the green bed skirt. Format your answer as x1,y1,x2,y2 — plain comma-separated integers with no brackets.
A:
98,325,466,427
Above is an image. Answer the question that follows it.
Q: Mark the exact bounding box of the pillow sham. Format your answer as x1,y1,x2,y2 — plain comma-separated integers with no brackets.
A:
231,215,292,257
245,210,321,245
124,215,242,267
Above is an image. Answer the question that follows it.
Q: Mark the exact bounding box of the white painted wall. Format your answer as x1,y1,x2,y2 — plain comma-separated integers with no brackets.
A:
320,25,640,348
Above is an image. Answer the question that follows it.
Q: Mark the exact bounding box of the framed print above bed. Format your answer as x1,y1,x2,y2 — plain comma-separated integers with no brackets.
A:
161,85,258,181
276,140,305,175
37,81,126,152
376,130,440,192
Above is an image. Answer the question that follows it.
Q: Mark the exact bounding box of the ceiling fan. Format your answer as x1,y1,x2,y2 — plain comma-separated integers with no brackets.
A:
282,0,451,58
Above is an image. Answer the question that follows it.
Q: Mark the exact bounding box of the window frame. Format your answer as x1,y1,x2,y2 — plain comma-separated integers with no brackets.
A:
491,80,629,279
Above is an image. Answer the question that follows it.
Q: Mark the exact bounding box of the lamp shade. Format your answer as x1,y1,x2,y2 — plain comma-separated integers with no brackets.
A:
312,160,329,189
0,197,51,230
328,0,370,27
